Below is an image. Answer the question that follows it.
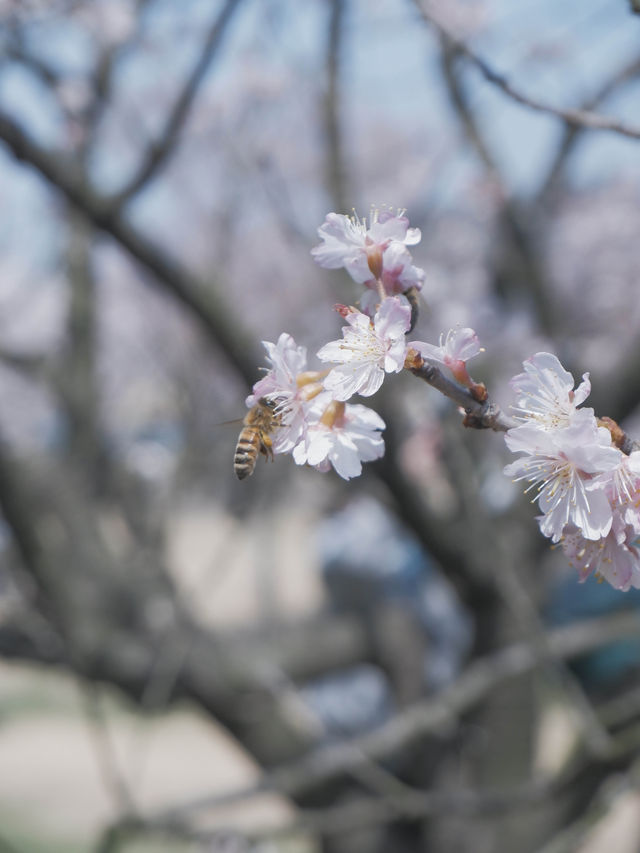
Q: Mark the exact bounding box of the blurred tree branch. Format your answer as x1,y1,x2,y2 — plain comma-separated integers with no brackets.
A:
438,40,558,337
92,607,640,848
107,0,244,209
60,212,102,474
153,607,640,813
538,55,640,201
4,41,62,88
0,436,322,766
0,109,258,385
324,0,349,214
413,0,640,141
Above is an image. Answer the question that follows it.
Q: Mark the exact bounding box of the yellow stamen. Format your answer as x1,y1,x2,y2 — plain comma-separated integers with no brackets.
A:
320,400,346,428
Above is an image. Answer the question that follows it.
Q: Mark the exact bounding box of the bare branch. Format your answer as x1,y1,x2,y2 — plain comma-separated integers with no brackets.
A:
0,110,258,386
438,40,558,335
80,0,156,146
407,358,518,433
413,0,640,141
108,0,244,207
158,608,640,814
80,686,137,815
539,56,640,201
4,41,61,89
324,0,348,214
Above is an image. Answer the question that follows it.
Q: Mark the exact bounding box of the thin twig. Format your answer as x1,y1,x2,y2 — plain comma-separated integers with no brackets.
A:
413,0,640,141
108,0,244,208
325,0,348,214
80,685,137,816
438,39,557,335
408,358,518,432
0,110,258,385
532,761,640,853
153,608,640,816
106,723,640,846
538,56,640,200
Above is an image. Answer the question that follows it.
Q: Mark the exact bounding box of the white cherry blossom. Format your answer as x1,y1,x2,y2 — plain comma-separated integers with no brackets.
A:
247,333,321,453
561,519,640,592
292,399,385,480
510,351,592,429
504,419,621,542
311,208,424,312
317,297,411,401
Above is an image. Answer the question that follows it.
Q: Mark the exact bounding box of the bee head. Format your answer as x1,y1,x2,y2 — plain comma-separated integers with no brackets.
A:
258,397,278,410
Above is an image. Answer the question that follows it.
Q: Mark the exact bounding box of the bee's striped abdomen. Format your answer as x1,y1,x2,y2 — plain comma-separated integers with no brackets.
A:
234,428,261,479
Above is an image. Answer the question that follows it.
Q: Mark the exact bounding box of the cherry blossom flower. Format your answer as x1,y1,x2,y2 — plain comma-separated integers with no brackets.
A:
561,520,640,592
311,208,425,313
558,450,640,590
509,351,592,429
599,449,640,511
317,297,411,401
408,327,483,386
292,399,385,480
247,333,325,453
504,419,621,542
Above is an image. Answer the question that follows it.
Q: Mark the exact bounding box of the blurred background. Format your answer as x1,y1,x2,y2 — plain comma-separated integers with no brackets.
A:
1,0,640,851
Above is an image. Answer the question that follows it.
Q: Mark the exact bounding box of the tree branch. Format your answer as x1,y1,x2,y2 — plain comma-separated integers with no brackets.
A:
0,110,258,385
407,358,518,433
157,608,640,813
538,56,640,201
438,40,558,336
413,0,640,141
324,0,348,214
108,0,244,207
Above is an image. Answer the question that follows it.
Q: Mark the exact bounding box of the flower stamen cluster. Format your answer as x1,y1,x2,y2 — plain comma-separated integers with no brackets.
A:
504,353,640,591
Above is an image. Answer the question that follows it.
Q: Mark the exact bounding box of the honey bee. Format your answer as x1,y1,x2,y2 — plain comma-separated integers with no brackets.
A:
234,397,281,480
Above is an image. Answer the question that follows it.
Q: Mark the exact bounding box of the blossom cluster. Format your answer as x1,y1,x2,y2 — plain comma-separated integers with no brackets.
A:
243,208,482,480
240,206,639,594
504,353,640,591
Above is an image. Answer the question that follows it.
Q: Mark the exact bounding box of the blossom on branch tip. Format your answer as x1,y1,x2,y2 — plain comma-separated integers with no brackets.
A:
509,351,591,429
504,419,621,542
317,297,411,401
311,208,425,314
408,327,483,386
558,450,640,590
561,520,640,592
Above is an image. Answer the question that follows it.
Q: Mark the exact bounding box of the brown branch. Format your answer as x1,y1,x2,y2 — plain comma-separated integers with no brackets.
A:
538,56,640,201
4,41,61,89
95,775,582,847
0,435,325,770
413,0,640,141
156,608,640,815
324,0,348,214
0,110,258,386
438,41,558,336
407,357,518,433
108,0,244,208
0,346,49,380
80,0,156,148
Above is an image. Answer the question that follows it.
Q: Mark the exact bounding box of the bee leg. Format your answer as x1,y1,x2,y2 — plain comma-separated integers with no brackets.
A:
260,434,275,462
